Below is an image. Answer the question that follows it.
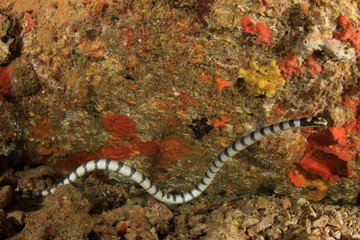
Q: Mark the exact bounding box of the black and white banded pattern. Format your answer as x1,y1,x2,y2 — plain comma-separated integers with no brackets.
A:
16,117,327,204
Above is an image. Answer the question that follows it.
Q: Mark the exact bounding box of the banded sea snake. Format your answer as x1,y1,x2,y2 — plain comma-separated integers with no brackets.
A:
16,117,327,204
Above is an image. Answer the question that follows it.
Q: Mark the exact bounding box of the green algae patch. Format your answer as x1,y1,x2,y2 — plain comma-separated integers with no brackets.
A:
238,61,284,98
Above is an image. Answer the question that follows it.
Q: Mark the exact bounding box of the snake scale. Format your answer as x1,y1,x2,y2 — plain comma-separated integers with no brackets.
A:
16,117,327,204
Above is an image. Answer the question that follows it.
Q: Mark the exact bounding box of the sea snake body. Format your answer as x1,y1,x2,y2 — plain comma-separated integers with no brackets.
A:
16,117,327,204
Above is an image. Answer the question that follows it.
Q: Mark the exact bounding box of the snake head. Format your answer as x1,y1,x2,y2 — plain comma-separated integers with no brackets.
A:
300,117,328,127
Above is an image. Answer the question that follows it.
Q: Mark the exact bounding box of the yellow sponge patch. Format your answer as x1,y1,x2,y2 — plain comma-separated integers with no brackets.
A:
238,61,284,98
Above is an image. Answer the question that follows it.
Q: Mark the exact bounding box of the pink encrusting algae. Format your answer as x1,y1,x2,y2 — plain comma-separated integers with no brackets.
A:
0,66,14,102
333,15,360,52
241,16,273,45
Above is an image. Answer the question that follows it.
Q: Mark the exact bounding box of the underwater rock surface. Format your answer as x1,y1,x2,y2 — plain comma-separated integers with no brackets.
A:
1,0,360,238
